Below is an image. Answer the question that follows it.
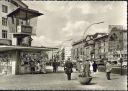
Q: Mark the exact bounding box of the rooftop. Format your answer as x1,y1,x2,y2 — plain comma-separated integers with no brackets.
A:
7,7,43,20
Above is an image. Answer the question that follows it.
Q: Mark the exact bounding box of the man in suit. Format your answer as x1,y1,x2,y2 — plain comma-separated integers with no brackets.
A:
64,58,73,80
52,59,58,72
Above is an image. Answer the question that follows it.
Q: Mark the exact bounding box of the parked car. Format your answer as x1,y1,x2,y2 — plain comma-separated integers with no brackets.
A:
122,60,127,68
117,60,127,68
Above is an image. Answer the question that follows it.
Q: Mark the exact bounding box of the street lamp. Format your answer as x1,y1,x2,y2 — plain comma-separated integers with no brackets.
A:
82,21,104,61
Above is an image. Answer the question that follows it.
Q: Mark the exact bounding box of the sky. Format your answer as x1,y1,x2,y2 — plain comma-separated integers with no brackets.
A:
23,1,127,47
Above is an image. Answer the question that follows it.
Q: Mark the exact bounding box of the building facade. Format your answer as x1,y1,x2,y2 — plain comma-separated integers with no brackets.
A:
71,25,127,65
0,0,47,75
62,42,72,61
108,25,127,63
94,33,108,64
72,39,84,61
84,35,94,61
0,0,28,45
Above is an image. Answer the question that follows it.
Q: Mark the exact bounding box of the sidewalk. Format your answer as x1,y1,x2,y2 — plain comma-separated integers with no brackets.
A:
0,66,127,90
46,66,76,72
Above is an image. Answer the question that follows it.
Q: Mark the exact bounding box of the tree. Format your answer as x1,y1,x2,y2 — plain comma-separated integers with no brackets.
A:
61,48,65,60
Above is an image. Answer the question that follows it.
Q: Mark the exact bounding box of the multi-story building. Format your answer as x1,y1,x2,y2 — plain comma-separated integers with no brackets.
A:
71,25,127,66
0,0,28,45
72,35,94,61
84,35,94,61
122,29,127,59
108,25,127,62
0,0,47,75
62,42,72,61
94,33,108,64
72,39,85,61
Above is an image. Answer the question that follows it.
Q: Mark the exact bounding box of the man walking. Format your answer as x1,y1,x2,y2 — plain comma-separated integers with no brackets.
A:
52,59,58,72
106,61,112,80
64,58,73,80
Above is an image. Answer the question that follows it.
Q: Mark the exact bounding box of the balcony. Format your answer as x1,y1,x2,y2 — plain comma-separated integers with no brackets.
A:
0,39,12,45
17,25,32,34
13,25,32,38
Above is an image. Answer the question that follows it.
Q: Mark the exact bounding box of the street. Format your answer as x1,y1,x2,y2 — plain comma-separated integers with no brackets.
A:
0,66,127,90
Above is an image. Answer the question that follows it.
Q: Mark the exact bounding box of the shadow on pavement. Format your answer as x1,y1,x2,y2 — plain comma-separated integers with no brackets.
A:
46,70,65,74
112,78,118,80
92,76,99,79
87,83,97,85
79,82,97,85
71,78,77,80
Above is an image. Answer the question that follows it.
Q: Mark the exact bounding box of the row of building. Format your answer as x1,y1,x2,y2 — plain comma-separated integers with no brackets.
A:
71,25,127,64
55,25,127,65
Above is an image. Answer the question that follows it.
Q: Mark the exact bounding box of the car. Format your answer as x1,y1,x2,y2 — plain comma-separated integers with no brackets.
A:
122,60,127,68
117,60,127,68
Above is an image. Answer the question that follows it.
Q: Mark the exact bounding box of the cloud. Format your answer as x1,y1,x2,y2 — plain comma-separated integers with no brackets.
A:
62,21,89,39
31,35,62,47
23,1,127,47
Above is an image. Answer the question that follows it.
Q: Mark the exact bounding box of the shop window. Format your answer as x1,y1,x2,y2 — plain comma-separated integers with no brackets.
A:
2,30,7,38
2,17,7,26
2,5,8,13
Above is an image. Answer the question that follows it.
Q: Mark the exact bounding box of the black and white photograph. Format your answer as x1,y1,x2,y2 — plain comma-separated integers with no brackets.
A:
0,0,127,90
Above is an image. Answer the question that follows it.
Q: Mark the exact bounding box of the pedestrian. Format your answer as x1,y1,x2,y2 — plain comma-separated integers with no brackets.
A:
106,61,112,80
29,59,35,74
83,60,91,77
52,59,58,72
36,61,41,73
92,61,98,74
76,57,80,72
89,60,93,74
40,58,47,74
64,58,73,80
76,60,82,73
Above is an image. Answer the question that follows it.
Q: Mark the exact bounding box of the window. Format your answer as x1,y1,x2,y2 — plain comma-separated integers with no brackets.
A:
2,5,8,13
2,17,7,26
2,30,7,38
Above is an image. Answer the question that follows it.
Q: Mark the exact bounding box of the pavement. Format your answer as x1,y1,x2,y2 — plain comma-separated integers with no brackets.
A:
0,66,127,90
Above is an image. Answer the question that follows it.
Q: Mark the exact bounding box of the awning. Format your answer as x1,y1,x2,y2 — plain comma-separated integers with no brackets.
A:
7,7,43,20
0,45,57,52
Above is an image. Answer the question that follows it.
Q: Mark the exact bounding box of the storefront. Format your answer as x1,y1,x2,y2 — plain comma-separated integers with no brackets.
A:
0,46,50,75
108,50,127,64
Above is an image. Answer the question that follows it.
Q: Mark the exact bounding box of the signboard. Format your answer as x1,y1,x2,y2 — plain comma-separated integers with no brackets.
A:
17,25,32,34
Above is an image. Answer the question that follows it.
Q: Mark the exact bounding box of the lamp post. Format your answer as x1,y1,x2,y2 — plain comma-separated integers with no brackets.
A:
82,21,104,61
